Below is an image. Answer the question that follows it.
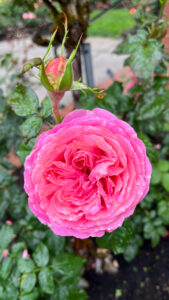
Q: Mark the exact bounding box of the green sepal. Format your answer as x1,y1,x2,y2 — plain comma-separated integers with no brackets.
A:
71,81,104,99
67,35,82,64
60,14,68,57
43,28,58,61
22,58,43,74
59,34,82,91
40,63,54,91
59,61,73,91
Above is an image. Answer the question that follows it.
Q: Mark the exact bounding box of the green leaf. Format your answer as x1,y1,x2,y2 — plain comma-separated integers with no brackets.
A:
0,89,4,112
17,258,35,273
0,160,13,170
17,138,36,164
38,267,54,295
52,253,85,279
115,29,148,54
11,242,27,254
20,288,39,300
33,242,49,267
40,96,52,118
45,231,65,255
151,230,160,248
10,84,39,116
138,132,158,163
0,168,14,186
151,167,161,185
0,257,13,280
163,106,169,122
0,286,4,299
96,219,133,254
22,57,42,74
5,285,19,300
137,96,165,120
21,273,36,293
0,225,13,251
161,173,169,191
68,289,88,300
20,115,42,139
124,235,143,262
71,81,104,99
130,40,162,80
158,160,169,172
158,200,169,225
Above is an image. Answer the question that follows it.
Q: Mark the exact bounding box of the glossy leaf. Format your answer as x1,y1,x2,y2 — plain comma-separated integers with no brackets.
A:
38,267,54,295
10,84,39,116
138,132,158,163
0,225,13,251
17,258,35,273
161,173,169,192
21,273,36,293
20,115,42,139
20,288,39,300
17,138,36,164
158,160,169,172
96,220,133,254
0,257,13,280
33,242,49,267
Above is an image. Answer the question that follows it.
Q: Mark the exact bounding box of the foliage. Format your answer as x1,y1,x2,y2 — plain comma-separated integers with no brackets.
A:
0,55,86,299
0,1,169,298
80,5,169,261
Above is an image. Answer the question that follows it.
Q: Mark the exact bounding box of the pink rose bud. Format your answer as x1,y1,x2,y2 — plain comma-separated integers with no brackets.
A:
34,3,39,8
22,16,104,119
137,5,142,9
45,56,67,91
2,249,8,259
6,220,13,225
22,249,30,259
24,108,152,239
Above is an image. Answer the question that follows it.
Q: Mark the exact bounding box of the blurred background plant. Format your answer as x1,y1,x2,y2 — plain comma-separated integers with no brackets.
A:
0,0,169,299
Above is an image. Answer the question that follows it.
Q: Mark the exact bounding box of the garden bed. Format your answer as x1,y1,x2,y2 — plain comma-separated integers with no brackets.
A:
86,236,169,300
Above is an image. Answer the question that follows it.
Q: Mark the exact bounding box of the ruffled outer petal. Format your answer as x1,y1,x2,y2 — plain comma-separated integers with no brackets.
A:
24,108,152,239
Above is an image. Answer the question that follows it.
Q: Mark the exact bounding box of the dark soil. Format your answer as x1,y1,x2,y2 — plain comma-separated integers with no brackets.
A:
85,237,169,300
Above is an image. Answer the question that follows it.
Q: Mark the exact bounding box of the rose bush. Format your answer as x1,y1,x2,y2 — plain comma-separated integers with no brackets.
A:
24,108,152,239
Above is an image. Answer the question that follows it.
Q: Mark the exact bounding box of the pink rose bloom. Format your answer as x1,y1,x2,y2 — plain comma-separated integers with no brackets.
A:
24,108,151,239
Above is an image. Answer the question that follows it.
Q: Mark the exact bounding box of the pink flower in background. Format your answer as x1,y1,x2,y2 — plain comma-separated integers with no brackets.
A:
22,249,30,259
2,249,8,259
6,220,13,225
34,3,39,8
22,12,36,20
146,6,151,12
137,5,142,9
24,108,151,239
129,8,136,15
125,74,138,92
